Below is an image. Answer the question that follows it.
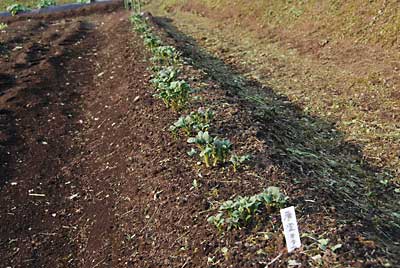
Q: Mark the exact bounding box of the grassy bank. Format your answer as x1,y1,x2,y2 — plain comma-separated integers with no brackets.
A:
149,0,400,185
159,0,400,49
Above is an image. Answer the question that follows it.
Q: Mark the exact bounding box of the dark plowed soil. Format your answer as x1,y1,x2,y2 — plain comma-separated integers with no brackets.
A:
0,6,136,267
0,4,397,268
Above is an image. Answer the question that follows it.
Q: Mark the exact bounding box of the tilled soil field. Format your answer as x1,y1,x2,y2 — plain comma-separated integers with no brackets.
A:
0,3,398,268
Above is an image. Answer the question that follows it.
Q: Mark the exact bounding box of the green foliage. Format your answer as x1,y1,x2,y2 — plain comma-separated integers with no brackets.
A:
208,187,287,231
130,14,163,52
7,4,30,15
187,131,213,167
187,131,231,167
212,138,232,166
143,32,162,50
0,23,7,31
169,107,214,136
151,67,190,111
154,80,191,111
229,154,251,172
130,13,145,28
151,66,179,88
151,45,181,66
130,14,188,111
76,0,90,4
37,0,56,8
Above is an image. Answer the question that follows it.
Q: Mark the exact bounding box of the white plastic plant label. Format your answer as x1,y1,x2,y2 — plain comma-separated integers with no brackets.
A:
280,206,301,253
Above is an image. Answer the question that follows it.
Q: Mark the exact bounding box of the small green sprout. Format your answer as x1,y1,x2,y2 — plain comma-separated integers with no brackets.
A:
188,131,213,167
195,107,215,124
169,108,214,137
187,148,197,156
142,32,162,49
187,131,231,167
200,146,213,168
191,179,201,190
230,154,251,172
151,66,179,88
0,23,7,31
7,4,31,16
151,45,181,66
257,186,288,209
130,14,147,31
211,138,232,166
155,80,191,111
207,212,224,232
208,187,287,231
37,0,56,9
170,116,192,136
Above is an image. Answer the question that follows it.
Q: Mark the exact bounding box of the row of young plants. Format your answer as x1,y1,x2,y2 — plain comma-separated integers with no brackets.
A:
130,12,288,231
131,13,249,172
6,0,91,16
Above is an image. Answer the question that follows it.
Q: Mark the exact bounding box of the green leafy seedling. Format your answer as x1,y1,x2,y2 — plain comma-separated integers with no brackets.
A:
187,148,197,156
151,45,181,66
230,154,251,172
188,131,232,167
143,32,162,50
211,138,232,166
155,80,191,111
0,23,7,31
207,212,225,232
188,131,213,167
170,116,193,137
169,108,214,137
208,187,287,231
130,14,147,30
7,4,31,16
257,186,288,209
37,0,56,9
151,66,179,89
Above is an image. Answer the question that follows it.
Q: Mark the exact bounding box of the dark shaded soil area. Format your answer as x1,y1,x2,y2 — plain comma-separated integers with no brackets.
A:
0,19,92,268
0,4,398,268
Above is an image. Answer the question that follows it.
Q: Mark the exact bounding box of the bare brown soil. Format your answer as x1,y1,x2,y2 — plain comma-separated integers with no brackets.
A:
0,3,398,268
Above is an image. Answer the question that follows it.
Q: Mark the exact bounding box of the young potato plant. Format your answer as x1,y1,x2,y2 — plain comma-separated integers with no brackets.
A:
37,0,56,9
130,14,149,35
0,23,7,31
169,108,215,137
143,32,162,51
187,131,232,167
187,131,213,167
130,14,143,27
192,107,214,126
170,115,193,137
230,154,251,172
208,187,287,231
155,80,191,111
151,46,181,66
7,4,30,16
151,66,180,89
212,138,232,167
